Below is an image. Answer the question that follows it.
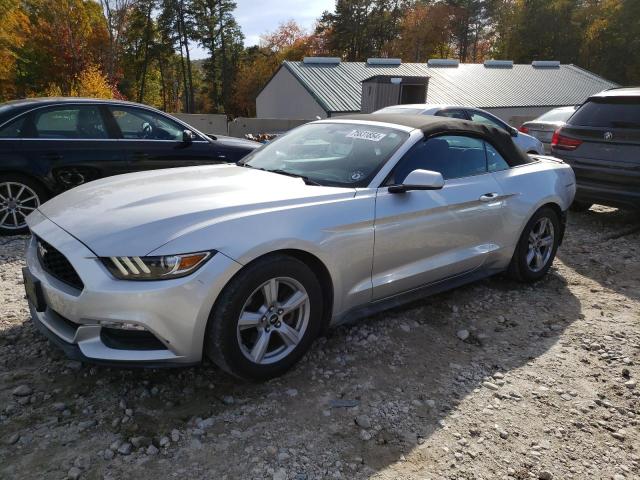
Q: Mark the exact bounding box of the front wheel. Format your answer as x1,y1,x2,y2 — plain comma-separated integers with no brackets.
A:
508,207,561,282
205,254,323,380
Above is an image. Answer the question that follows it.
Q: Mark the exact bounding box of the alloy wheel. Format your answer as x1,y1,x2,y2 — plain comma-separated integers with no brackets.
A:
0,182,40,230
526,217,555,272
236,276,310,365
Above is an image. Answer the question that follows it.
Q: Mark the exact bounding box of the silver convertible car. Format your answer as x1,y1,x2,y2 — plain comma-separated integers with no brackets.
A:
23,114,576,380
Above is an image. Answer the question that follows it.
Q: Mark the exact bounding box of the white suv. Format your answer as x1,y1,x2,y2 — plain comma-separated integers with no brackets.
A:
374,104,544,155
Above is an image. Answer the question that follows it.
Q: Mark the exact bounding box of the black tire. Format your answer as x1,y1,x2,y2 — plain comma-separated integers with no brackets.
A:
508,206,561,283
205,254,324,381
0,174,48,235
569,201,592,212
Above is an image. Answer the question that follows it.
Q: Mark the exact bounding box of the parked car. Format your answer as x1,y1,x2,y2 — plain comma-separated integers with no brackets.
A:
23,114,575,380
519,106,578,153
550,88,640,211
0,98,260,234
374,104,545,155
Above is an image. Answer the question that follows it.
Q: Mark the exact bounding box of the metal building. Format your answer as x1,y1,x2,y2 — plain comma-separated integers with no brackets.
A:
256,58,618,125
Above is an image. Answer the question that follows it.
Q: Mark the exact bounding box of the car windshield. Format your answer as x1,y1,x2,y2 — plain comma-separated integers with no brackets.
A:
535,108,576,123
241,122,409,187
376,107,425,115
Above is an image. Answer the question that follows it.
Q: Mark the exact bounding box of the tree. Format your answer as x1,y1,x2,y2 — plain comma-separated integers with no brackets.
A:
190,0,244,113
391,2,454,61
0,0,31,100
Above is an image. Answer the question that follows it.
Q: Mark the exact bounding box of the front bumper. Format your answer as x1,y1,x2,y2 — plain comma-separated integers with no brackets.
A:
25,212,242,366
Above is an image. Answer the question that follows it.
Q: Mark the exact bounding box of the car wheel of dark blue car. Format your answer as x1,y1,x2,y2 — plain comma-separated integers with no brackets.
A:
0,175,47,235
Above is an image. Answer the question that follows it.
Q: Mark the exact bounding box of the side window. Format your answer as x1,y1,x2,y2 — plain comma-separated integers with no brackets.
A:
485,142,510,172
0,117,26,138
392,135,487,183
31,106,108,139
435,109,468,120
468,111,505,130
109,107,184,141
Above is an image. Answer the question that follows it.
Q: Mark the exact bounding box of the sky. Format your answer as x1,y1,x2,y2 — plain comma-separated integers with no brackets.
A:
190,0,335,59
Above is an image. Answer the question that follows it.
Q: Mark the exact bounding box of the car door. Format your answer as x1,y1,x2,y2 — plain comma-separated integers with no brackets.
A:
106,106,228,171
371,135,507,300
12,104,127,192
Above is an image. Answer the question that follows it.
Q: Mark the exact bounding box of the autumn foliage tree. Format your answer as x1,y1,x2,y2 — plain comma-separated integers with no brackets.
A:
1,0,640,114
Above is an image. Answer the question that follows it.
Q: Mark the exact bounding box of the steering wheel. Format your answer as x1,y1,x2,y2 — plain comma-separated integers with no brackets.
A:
141,122,153,139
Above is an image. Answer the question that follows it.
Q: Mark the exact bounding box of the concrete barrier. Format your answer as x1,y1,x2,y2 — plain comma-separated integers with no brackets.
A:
172,113,228,135
228,117,311,138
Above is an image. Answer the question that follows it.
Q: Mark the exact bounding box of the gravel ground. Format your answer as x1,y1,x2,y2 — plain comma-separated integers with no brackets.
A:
1,205,639,480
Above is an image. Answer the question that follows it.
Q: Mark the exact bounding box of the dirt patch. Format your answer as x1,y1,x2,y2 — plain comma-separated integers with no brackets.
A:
1,206,639,480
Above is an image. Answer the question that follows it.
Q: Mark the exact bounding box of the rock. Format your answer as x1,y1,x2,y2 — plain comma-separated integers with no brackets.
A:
266,446,278,456
222,395,235,405
146,445,159,455
624,380,636,389
277,451,290,461
67,467,82,480
499,430,509,439
74,455,91,469
52,402,66,412
457,329,470,341
197,417,214,429
12,385,32,397
273,469,287,480
117,442,133,455
171,429,180,442
159,436,170,447
66,360,82,371
483,382,500,391
611,430,626,441
355,415,372,429
5,433,20,445
103,449,115,460
131,436,152,448
78,420,97,431
538,471,553,480
286,389,298,397
359,429,372,441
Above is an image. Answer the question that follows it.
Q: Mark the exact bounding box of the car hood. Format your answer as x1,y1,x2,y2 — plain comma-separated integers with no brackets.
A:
35,165,354,256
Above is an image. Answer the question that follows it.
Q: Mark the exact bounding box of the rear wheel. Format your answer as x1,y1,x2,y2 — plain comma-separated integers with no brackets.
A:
205,254,323,380
508,206,560,282
0,175,47,235
569,201,592,212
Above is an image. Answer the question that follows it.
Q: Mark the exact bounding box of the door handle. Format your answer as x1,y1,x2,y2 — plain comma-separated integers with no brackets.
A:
479,193,499,202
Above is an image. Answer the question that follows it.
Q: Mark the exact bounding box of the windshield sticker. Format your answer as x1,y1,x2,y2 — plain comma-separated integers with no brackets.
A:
350,170,365,181
346,129,387,142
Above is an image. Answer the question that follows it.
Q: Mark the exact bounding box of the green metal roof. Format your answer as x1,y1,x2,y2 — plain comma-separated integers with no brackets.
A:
283,61,618,113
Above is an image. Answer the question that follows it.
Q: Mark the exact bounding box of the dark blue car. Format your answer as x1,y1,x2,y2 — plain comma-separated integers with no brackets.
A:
0,98,259,233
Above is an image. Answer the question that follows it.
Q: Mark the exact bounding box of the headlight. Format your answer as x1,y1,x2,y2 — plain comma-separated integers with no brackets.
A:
102,252,213,280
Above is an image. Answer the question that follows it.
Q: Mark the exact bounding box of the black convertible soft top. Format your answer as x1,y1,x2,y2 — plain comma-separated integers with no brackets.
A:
337,113,532,167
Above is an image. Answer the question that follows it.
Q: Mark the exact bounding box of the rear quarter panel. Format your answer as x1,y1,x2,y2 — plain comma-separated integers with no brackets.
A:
491,158,575,256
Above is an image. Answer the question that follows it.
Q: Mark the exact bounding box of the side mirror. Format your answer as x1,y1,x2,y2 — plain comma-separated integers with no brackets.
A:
509,126,518,137
388,169,444,193
182,129,196,143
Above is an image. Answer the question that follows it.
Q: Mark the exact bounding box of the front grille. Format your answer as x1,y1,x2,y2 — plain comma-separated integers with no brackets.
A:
36,237,84,290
